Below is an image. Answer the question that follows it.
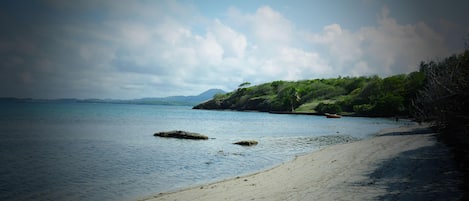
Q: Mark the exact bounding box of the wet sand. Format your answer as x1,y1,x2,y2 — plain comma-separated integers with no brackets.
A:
140,124,463,201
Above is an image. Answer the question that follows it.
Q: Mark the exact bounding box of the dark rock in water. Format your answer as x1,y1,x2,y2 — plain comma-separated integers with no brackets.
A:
154,130,208,140
233,140,258,146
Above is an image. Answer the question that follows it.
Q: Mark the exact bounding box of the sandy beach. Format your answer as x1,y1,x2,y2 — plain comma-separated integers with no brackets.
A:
140,124,463,201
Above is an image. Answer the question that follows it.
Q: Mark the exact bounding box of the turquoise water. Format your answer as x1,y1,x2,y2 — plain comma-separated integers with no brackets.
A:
0,102,413,201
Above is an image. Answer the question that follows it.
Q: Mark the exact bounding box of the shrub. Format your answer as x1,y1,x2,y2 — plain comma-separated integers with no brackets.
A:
353,104,374,114
315,103,342,114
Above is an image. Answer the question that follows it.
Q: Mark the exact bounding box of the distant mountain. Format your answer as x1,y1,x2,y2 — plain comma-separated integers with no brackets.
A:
188,88,227,103
0,89,227,106
133,88,226,106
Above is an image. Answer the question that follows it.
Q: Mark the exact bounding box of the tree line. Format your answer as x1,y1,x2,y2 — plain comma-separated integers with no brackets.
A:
412,49,469,197
412,50,469,128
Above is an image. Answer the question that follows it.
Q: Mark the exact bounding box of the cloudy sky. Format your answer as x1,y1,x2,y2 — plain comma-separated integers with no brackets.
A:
1,0,468,99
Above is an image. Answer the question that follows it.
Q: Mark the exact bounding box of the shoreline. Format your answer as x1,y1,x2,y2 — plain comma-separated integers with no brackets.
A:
139,124,463,201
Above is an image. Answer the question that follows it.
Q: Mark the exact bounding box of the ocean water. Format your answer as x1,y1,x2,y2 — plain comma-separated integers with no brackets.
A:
0,102,413,201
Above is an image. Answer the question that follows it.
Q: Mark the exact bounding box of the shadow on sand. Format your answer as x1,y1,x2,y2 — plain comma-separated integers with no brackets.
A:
377,127,435,137
363,136,463,200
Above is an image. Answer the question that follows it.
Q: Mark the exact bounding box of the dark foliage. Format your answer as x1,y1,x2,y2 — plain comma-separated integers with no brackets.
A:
315,103,342,114
412,50,469,128
411,49,469,198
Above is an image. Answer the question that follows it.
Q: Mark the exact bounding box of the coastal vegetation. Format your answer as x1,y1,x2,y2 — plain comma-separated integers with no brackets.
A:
194,73,425,117
412,50,469,129
412,49,469,196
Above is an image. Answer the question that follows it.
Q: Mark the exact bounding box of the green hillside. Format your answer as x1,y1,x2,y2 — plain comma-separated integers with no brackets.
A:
194,72,425,117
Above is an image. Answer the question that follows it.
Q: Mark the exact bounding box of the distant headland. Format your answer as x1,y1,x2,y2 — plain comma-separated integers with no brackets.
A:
0,89,226,106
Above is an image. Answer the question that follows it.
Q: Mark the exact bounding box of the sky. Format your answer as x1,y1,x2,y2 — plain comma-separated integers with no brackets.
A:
1,0,468,99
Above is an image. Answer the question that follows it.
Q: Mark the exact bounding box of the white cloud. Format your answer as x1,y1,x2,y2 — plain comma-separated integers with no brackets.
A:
0,2,459,99
307,24,343,44
360,7,448,74
351,61,371,76
155,18,192,46
102,4,327,95
256,47,330,80
195,33,224,66
249,6,293,46
63,5,452,97
221,6,331,82
211,19,247,59
305,7,449,77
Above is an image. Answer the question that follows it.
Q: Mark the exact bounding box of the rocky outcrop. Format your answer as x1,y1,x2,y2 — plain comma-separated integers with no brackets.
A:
193,99,223,110
193,96,273,112
154,130,208,140
233,140,258,146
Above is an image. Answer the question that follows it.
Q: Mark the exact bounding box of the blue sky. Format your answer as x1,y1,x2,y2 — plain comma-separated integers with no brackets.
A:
1,0,468,99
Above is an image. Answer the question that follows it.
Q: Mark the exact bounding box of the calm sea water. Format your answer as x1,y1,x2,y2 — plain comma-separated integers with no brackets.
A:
0,102,413,201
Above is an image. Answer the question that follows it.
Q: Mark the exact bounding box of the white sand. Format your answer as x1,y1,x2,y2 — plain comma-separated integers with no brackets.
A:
140,124,463,201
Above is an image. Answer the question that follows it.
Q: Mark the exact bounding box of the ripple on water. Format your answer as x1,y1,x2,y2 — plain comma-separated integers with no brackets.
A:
0,103,413,201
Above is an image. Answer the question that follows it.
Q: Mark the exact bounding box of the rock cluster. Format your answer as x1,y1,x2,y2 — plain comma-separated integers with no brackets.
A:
154,131,259,146
154,130,208,140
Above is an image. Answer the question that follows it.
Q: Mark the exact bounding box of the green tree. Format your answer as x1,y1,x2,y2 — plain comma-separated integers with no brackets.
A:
315,103,342,114
373,93,405,116
238,82,251,88
288,87,301,111
270,80,286,95
275,86,301,111
382,74,406,95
